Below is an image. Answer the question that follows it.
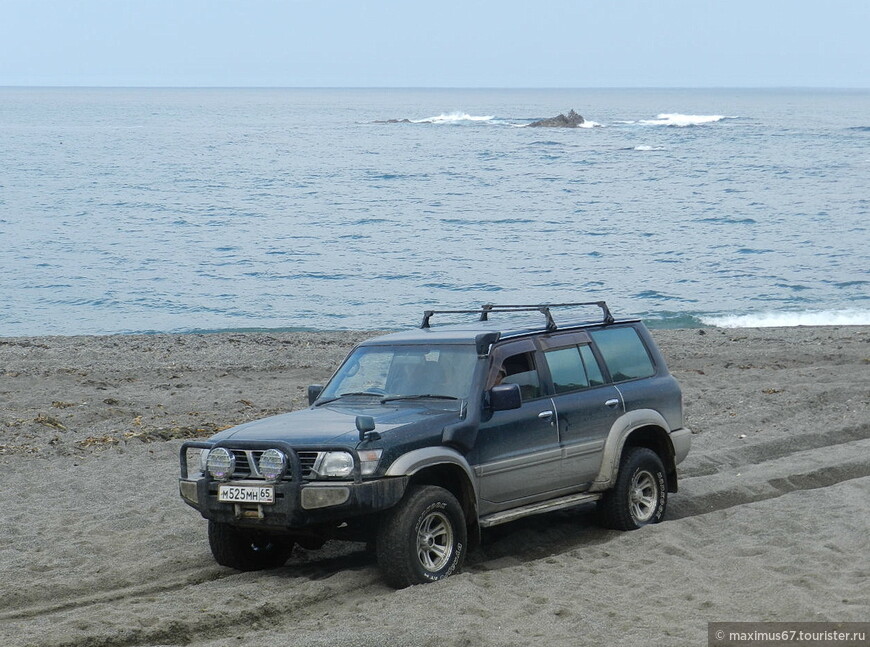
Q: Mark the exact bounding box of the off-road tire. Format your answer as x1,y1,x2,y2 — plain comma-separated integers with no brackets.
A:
208,520,293,571
599,447,668,530
376,485,467,588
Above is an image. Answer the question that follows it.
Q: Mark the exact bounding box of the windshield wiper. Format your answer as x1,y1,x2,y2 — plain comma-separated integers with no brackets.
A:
314,391,385,406
380,394,461,404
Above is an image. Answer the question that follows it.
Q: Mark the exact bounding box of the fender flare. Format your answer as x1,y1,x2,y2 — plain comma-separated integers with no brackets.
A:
384,446,480,503
588,409,674,492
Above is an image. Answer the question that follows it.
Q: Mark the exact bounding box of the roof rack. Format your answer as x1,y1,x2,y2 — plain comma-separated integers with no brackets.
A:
420,301,614,331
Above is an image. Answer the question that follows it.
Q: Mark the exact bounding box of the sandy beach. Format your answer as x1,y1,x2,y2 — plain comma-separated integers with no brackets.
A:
1,327,868,646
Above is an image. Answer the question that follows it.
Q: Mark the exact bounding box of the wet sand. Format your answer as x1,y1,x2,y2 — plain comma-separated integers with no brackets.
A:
1,327,868,646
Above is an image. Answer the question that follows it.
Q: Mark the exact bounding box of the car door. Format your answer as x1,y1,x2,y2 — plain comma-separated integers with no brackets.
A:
539,333,622,487
471,339,563,507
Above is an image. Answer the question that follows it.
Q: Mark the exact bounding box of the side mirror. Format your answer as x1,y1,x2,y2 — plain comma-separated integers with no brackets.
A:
356,415,379,442
308,384,324,406
489,383,521,411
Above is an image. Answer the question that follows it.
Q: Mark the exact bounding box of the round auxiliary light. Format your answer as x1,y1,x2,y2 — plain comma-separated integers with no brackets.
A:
258,449,287,481
206,447,235,481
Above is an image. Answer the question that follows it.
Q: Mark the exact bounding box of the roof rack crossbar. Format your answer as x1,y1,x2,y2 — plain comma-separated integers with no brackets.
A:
481,301,614,326
423,307,550,329
421,301,614,330
421,309,492,329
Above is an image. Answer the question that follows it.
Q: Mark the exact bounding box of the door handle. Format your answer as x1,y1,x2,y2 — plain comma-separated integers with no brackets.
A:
538,410,554,420
605,398,620,408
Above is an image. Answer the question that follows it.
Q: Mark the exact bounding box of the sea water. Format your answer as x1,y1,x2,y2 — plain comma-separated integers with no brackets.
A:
0,87,868,335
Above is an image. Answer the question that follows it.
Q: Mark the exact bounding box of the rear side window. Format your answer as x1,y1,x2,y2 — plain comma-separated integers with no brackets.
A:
578,344,605,386
590,327,655,382
543,343,606,393
544,347,589,393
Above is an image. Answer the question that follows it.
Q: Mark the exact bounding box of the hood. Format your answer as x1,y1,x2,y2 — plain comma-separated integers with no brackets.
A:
209,402,462,447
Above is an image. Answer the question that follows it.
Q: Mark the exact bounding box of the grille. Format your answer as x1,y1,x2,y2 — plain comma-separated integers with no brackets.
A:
230,449,260,477
227,449,321,480
298,451,319,479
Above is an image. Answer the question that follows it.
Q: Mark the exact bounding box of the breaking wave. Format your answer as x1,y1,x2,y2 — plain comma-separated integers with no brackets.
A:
639,113,736,127
411,112,496,124
375,112,602,128
700,309,870,328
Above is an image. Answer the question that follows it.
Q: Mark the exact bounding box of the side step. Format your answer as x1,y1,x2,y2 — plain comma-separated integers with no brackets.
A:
479,492,602,528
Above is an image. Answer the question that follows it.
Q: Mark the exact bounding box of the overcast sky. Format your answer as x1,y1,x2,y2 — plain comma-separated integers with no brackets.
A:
2,0,868,87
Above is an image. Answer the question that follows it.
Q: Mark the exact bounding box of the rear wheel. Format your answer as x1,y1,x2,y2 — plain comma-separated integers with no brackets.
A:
376,485,467,588
599,447,667,530
208,521,293,571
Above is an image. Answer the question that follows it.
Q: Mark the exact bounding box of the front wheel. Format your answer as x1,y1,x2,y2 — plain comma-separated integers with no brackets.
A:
376,485,467,588
598,447,668,530
208,521,293,571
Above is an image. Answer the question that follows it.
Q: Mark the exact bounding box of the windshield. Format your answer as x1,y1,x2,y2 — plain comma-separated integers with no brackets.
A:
319,344,479,403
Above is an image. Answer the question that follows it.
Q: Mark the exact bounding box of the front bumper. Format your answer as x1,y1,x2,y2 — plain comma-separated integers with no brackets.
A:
179,474,409,529
179,438,409,530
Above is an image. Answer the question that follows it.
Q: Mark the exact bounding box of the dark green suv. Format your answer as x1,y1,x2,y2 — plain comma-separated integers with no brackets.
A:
179,302,691,588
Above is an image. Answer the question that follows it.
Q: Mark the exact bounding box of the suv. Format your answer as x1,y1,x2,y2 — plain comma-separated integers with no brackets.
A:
179,302,691,588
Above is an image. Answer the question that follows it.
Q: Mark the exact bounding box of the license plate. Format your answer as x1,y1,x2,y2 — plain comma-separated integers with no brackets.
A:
218,485,275,504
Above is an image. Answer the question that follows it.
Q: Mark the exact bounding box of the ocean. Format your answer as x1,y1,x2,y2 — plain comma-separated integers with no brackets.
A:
1,87,868,336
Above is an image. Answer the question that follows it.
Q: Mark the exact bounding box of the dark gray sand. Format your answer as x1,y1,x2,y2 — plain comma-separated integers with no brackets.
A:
1,327,868,646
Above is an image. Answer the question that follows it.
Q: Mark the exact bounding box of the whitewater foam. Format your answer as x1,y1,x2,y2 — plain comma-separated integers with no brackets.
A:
411,112,495,124
639,113,736,127
701,310,870,328
391,112,602,128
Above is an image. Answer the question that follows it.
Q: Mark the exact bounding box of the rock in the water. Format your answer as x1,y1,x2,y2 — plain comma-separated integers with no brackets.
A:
527,109,585,128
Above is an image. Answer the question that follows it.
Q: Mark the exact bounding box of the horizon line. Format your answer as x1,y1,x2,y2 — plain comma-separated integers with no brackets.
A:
2,84,869,91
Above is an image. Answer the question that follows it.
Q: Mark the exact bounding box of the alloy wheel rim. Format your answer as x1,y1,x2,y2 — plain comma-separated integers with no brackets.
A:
416,510,454,571
629,469,659,523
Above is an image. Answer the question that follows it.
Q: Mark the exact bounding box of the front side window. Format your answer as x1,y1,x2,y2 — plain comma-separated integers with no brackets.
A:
590,327,655,382
321,344,478,401
496,351,542,400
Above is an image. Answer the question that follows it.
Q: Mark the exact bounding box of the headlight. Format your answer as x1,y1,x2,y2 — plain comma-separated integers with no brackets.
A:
258,449,287,481
206,447,235,481
315,451,354,478
358,449,382,476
